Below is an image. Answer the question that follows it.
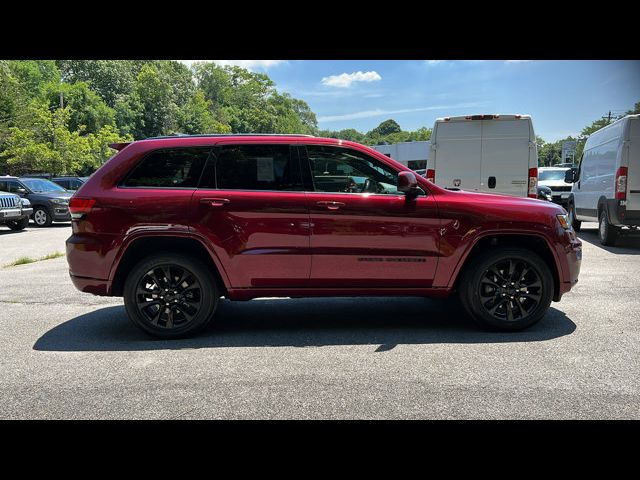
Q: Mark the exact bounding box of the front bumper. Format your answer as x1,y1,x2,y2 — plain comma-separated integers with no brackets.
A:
1,207,32,221
556,231,582,300
52,206,71,221
550,192,571,206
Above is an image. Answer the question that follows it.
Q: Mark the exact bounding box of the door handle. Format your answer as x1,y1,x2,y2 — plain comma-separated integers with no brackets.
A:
316,201,345,210
200,197,231,207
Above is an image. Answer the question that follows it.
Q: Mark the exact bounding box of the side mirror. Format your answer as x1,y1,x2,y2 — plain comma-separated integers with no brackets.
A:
564,168,577,183
16,188,27,196
398,171,419,198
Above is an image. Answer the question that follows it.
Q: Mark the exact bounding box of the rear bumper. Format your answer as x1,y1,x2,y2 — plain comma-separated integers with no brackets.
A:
69,273,111,296
606,199,640,227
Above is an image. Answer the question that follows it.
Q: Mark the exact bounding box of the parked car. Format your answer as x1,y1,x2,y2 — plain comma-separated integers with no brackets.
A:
538,166,572,206
0,176,72,227
0,190,33,231
66,134,582,338
537,185,553,202
51,176,89,191
565,114,639,245
426,114,538,198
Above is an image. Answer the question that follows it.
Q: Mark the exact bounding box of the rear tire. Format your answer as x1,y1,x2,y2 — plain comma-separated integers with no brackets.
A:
598,210,619,246
6,217,29,231
459,248,554,331
568,201,581,232
124,253,219,338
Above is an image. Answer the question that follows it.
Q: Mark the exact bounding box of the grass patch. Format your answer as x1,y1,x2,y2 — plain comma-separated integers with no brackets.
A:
4,251,65,268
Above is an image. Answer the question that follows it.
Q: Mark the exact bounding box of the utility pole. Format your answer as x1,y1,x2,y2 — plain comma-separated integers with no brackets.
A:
59,91,64,109
607,110,612,123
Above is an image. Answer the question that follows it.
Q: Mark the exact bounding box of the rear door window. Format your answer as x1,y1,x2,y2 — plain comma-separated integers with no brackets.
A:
122,148,210,188
200,144,303,191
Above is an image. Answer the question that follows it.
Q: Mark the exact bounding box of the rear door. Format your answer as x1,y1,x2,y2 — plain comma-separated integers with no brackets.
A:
480,118,530,197
191,143,311,289
626,117,640,212
432,120,481,191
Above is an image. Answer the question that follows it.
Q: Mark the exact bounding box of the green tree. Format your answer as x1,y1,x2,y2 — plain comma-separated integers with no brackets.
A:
57,60,140,108
177,90,230,134
43,81,116,135
369,119,402,137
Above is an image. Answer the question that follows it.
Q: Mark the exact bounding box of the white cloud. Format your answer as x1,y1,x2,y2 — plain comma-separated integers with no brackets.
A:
321,71,382,88
425,60,445,65
178,60,286,70
318,102,488,123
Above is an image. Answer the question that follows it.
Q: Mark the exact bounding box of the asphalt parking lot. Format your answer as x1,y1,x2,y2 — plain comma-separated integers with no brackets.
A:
0,222,639,419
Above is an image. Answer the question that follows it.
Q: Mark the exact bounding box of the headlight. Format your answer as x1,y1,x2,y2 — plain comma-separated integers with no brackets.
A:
51,198,69,205
20,198,31,206
557,214,571,230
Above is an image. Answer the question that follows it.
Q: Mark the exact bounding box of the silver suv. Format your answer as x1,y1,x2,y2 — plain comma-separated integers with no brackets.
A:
0,191,33,231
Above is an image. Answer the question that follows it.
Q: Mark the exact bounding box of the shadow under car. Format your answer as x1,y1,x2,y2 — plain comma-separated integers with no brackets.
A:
33,297,577,353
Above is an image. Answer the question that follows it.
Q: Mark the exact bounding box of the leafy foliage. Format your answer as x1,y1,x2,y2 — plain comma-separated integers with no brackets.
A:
320,121,432,146
1,59,638,176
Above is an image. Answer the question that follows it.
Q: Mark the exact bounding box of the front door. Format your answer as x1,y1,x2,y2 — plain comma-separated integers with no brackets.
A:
300,145,440,288
191,143,311,289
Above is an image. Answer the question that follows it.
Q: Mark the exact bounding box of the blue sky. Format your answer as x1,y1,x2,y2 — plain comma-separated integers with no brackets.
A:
181,60,640,142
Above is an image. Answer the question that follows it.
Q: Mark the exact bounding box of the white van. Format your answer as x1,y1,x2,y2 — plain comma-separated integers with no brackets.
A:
427,114,538,198
566,114,640,245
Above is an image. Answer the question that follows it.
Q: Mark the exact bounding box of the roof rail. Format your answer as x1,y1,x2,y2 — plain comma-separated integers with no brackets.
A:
143,133,316,140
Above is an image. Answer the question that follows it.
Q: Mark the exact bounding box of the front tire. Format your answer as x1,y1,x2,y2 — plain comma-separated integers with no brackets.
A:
598,210,619,246
6,217,29,231
33,206,53,227
124,253,219,338
459,248,554,331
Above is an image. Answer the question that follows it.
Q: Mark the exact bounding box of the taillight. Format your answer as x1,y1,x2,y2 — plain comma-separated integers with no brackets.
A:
615,166,628,200
426,169,436,183
69,198,96,219
528,167,538,198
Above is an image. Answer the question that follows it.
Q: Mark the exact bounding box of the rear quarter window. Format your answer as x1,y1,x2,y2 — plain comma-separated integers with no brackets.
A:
122,148,210,188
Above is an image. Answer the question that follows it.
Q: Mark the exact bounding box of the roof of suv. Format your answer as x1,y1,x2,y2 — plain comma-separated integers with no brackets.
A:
144,133,316,140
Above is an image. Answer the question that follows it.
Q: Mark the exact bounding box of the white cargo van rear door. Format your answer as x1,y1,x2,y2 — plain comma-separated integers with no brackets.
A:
480,118,530,197
626,117,640,212
432,120,481,191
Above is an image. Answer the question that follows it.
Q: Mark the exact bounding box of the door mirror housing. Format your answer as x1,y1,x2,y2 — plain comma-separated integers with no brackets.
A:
16,187,27,196
564,168,577,183
398,171,419,198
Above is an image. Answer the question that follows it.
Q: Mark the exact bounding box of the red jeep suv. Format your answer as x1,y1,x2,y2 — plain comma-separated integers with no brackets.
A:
66,134,582,338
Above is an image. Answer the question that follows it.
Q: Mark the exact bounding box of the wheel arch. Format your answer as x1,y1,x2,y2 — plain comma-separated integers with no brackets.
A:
110,234,230,297
450,233,562,301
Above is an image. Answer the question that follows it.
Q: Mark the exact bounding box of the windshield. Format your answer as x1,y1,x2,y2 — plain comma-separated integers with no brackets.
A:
539,170,568,181
21,178,67,193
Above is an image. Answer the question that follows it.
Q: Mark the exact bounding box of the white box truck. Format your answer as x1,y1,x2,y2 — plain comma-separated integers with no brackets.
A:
426,114,538,198
565,114,640,245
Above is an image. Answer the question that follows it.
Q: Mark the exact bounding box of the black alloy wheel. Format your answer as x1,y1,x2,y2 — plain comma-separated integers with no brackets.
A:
478,258,542,322
124,253,218,338
459,247,554,331
135,264,203,330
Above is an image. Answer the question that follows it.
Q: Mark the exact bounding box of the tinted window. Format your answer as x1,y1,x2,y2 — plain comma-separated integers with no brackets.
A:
305,145,401,194
123,148,210,188
202,144,302,191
